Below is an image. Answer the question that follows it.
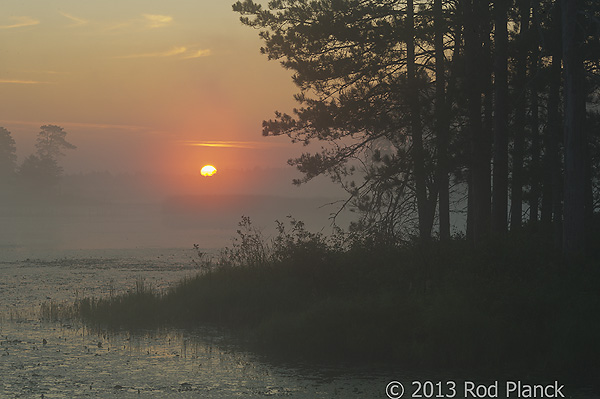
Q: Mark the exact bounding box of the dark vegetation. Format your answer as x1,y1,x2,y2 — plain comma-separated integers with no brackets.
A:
78,216,600,389
0,124,75,199
232,0,600,260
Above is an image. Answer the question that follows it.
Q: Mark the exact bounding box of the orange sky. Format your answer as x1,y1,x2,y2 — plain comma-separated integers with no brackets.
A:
0,0,300,176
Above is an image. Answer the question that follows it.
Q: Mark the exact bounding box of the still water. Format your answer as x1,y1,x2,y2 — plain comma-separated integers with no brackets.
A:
1,248,597,398
0,247,394,398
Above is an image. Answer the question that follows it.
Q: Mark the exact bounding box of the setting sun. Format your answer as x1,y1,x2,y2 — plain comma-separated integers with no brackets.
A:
200,164,217,177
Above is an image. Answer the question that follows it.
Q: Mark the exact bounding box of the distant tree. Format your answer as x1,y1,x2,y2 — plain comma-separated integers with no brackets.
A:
0,127,17,185
35,125,76,162
19,125,75,191
19,154,62,188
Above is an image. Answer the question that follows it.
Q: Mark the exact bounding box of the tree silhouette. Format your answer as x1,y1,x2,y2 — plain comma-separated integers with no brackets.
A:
233,0,447,240
19,125,76,191
35,125,76,162
462,0,492,242
234,0,600,256
561,0,587,257
0,127,17,186
434,0,450,241
19,154,62,188
492,0,509,234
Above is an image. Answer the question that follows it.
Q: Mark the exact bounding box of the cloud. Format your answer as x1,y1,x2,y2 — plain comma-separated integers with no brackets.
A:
180,141,287,149
0,16,40,29
60,12,89,27
115,46,211,60
104,21,132,32
143,14,173,28
183,49,212,59
60,121,147,132
0,119,147,132
21,70,62,75
0,79,49,84
99,14,172,33
116,46,188,59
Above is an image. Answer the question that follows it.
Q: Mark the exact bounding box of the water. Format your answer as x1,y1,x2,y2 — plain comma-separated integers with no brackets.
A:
0,323,390,398
0,247,394,398
1,248,597,398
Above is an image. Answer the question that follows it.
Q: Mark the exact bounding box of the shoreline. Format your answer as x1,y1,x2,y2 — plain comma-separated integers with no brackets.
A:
74,226,600,392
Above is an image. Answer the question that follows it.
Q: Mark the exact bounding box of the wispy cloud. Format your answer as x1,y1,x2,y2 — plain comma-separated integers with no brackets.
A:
180,140,287,149
0,119,147,132
21,70,62,75
115,46,188,59
143,14,173,28
60,121,147,131
100,14,172,33
0,16,40,30
183,49,212,59
0,79,50,84
115,46,211,60
60,12,89,27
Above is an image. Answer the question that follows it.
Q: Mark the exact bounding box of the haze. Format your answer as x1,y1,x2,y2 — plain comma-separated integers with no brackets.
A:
0,0,352,254
0,0,302,173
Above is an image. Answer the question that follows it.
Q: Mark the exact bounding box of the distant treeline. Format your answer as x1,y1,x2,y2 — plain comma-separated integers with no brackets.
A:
234,0,600,258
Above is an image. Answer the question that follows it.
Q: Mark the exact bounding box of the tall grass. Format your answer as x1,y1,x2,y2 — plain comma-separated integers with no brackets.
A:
77,217,600,388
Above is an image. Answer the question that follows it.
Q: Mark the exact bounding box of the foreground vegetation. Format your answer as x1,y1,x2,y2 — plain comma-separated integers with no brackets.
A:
77,217,600,388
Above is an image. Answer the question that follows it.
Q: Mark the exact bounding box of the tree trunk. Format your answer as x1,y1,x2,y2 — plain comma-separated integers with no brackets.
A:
528,0,542,225
541,51,562,221
510,0,530,231
540,3,563,249
467,172,474,241
434,0,451,241
407,0,431,241
464,0,490,242
561,0,587,258
492,0,509,233
541,73,556,223
483,17,494,233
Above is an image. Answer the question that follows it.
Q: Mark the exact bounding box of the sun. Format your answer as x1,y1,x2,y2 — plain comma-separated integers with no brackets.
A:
200,164,217,177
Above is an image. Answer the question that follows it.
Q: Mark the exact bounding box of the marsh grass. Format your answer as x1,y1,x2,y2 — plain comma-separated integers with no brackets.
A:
1,306,38,323
40,301,79,322
77,217,600,388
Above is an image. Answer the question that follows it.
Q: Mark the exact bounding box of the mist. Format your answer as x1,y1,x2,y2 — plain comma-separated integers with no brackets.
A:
0,166,354,255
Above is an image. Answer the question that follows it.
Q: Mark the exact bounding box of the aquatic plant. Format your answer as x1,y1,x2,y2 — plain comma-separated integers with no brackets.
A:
76,217,600,389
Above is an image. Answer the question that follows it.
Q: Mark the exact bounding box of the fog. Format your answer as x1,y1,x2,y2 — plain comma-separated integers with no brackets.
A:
0,167,355,255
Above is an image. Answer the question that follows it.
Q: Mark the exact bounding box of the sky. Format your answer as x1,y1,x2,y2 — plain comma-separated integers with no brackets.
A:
0,0,301,177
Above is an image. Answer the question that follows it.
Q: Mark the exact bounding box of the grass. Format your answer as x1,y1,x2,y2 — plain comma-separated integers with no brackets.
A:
76,217,600,389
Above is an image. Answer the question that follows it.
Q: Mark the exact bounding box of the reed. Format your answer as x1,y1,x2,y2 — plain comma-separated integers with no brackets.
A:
76,217,600,388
